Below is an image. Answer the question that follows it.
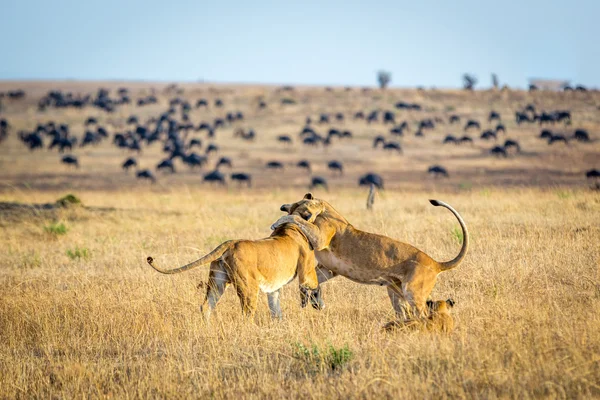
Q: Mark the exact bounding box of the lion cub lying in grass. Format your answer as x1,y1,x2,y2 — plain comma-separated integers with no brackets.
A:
147,222,318,322
384,298,456,334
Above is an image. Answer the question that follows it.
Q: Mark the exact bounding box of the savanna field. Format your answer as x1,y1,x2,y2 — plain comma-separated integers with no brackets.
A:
1,82,600,398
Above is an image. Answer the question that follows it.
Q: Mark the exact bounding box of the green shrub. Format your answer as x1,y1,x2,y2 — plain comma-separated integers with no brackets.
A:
451,226,464,245
44,222,68,235
292,342,353,372
66,246,90,261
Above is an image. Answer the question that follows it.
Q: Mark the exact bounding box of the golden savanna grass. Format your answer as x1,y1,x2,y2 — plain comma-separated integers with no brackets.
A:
1,82,600,398
1,188,599,398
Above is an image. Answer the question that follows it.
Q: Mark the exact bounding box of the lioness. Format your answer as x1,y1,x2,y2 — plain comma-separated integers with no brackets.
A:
272,193,468,325
146,222,318,322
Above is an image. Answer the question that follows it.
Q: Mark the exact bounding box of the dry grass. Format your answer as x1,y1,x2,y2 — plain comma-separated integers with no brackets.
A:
1,188,599,398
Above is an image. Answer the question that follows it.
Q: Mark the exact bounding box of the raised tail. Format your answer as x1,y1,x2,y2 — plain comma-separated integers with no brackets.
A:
429,199,469,271
146,240,236,274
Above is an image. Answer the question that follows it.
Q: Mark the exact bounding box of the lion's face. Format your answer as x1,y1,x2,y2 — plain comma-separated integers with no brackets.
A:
280,193,324,224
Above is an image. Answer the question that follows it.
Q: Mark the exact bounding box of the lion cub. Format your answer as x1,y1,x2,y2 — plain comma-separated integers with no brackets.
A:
384,298,456,334
147,223,318,322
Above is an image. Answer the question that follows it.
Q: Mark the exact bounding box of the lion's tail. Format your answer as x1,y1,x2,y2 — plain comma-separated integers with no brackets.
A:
429,200,469,272
146,240,236,274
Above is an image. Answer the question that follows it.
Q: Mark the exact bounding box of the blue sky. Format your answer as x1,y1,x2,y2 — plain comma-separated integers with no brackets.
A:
1,0,599,88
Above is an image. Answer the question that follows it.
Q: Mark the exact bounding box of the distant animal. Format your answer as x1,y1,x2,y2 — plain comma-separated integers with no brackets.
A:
428,165,449,178
585,169,600,179
266,161,284,170
383,141,402,153
231,173,252,187
488,111,501,122
359,173,384,189
297,160,311,173
490,146,508,157
183,153,207,168
449,115,460,124
464,120,481,131
373,136,386,148
206,144,219,155
459,136,473,145
277,135,292,144
327,160,343,175
187,138,202,150
504,140,521,153
539,130,553,140
495,124,506,134
216,157,232,168
310,176,329,191
548,135,569,145
122,157,137,171
443,135,457,144
480,130,497,140
203,170,226,185
573,129,590,143
157,159,176,173
61,155,79,168
137,169,156,183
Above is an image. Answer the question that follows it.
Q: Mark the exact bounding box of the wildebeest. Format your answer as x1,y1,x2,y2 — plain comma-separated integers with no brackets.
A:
61,155,79,168
359,173,384,189
488,111,501,122
504,140,521,153
586,169,600,179
539,129,553,140
122,157,137,171
490,146,508,157
203,170,226,185
85,117,97,126
233,128,255,141
266,161,284,170
464,120,481,131
335,113,344,122
480,130,497,141
297,160,311,173
157,159,176,173
216,157,232,168
495,124,506,134
137,169,156,183
206,144,219,155
183,153,207,168
310,176,329,191
449,115,460,124
231,173,251,187
459,135,473,145
548,134,569,145
573,129,590,143
373,135,386,148
428,165,449,178
277,135,292,144
187,138,202,150
327,160,343,175
383,141,402,153
319,114,330,124
443,135,457,144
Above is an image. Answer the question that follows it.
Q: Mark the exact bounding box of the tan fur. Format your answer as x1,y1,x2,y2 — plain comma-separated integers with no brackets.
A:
147,223,318,322
383,299,455,333
273,193,469,327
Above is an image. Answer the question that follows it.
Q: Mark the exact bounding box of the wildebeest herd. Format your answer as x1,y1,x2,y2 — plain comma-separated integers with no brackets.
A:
0,83,598,191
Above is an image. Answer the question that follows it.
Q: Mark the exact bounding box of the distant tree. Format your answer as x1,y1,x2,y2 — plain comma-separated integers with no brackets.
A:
491,73,499,89
463,74,478,90
377,70,392,90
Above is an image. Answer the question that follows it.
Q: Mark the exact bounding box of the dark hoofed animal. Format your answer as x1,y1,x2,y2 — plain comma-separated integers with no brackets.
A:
359,173,384,189
231,173,251,187
310,176,328,191
428,165,449,178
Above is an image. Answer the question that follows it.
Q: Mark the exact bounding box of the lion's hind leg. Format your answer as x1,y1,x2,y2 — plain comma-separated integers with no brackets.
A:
201,260,230,323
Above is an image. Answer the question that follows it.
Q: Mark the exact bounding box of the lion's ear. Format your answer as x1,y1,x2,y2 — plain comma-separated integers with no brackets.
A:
304,193,314,200
280,204,291,213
